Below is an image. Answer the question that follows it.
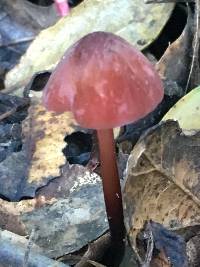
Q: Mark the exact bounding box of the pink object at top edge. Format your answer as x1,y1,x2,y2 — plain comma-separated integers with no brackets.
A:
54,0,70,16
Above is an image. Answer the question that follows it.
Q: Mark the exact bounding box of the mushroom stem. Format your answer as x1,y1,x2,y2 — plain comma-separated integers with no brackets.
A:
97,128,124,242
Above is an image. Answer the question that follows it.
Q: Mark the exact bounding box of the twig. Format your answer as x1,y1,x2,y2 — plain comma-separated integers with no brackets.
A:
0,96,29,122
130,242,143,266
185,0,200,93
23,229,35,267
142,228,154,267
129,222,154,267
0,107,16,121
0,37,35,48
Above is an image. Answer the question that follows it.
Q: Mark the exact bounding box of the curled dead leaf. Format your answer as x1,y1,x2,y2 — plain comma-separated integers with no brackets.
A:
123,121,200,248
156,7,193,91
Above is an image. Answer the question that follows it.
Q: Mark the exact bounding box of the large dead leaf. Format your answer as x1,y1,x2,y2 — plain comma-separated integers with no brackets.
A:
163,86,200,130
0,229,70,267
21,165,108,258
0,164,108,258
5,0,174,90
123,121,200,248
0,102,78,200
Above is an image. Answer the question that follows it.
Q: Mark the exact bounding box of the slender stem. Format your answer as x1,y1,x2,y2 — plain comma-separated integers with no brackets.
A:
97,128,124,242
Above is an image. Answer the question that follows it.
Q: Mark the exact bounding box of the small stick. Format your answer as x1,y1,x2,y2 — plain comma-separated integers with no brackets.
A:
0,37,35,48
0,96,29,122
0,107,16,121
142,228,154,267
23,229,35,267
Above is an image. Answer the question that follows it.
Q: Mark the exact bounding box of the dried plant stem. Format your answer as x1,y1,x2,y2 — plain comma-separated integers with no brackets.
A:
0,37,34,48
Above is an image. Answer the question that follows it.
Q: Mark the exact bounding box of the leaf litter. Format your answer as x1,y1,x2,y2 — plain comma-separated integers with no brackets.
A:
0,0,59,91
1,1,200,266
123,120,200,265
4,0,174,91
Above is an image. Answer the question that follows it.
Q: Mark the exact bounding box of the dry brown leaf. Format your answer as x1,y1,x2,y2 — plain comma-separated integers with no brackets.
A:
123,120,200,247
150,251,170,267
22,102,77,183
0,100,79,200
156,7,193,91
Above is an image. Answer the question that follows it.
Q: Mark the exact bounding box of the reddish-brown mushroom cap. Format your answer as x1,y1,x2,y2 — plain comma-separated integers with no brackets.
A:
43,32,164,129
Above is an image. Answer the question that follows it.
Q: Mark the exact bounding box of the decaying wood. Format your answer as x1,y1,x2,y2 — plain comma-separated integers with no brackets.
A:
0,229,70,267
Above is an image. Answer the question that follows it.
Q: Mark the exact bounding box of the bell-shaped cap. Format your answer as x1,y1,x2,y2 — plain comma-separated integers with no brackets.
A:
43,32,164,129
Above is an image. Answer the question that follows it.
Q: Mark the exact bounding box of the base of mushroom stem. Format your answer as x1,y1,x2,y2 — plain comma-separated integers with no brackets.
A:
103,231,126,267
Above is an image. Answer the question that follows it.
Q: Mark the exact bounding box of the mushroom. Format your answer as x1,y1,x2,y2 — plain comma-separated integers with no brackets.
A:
42,32,164,243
